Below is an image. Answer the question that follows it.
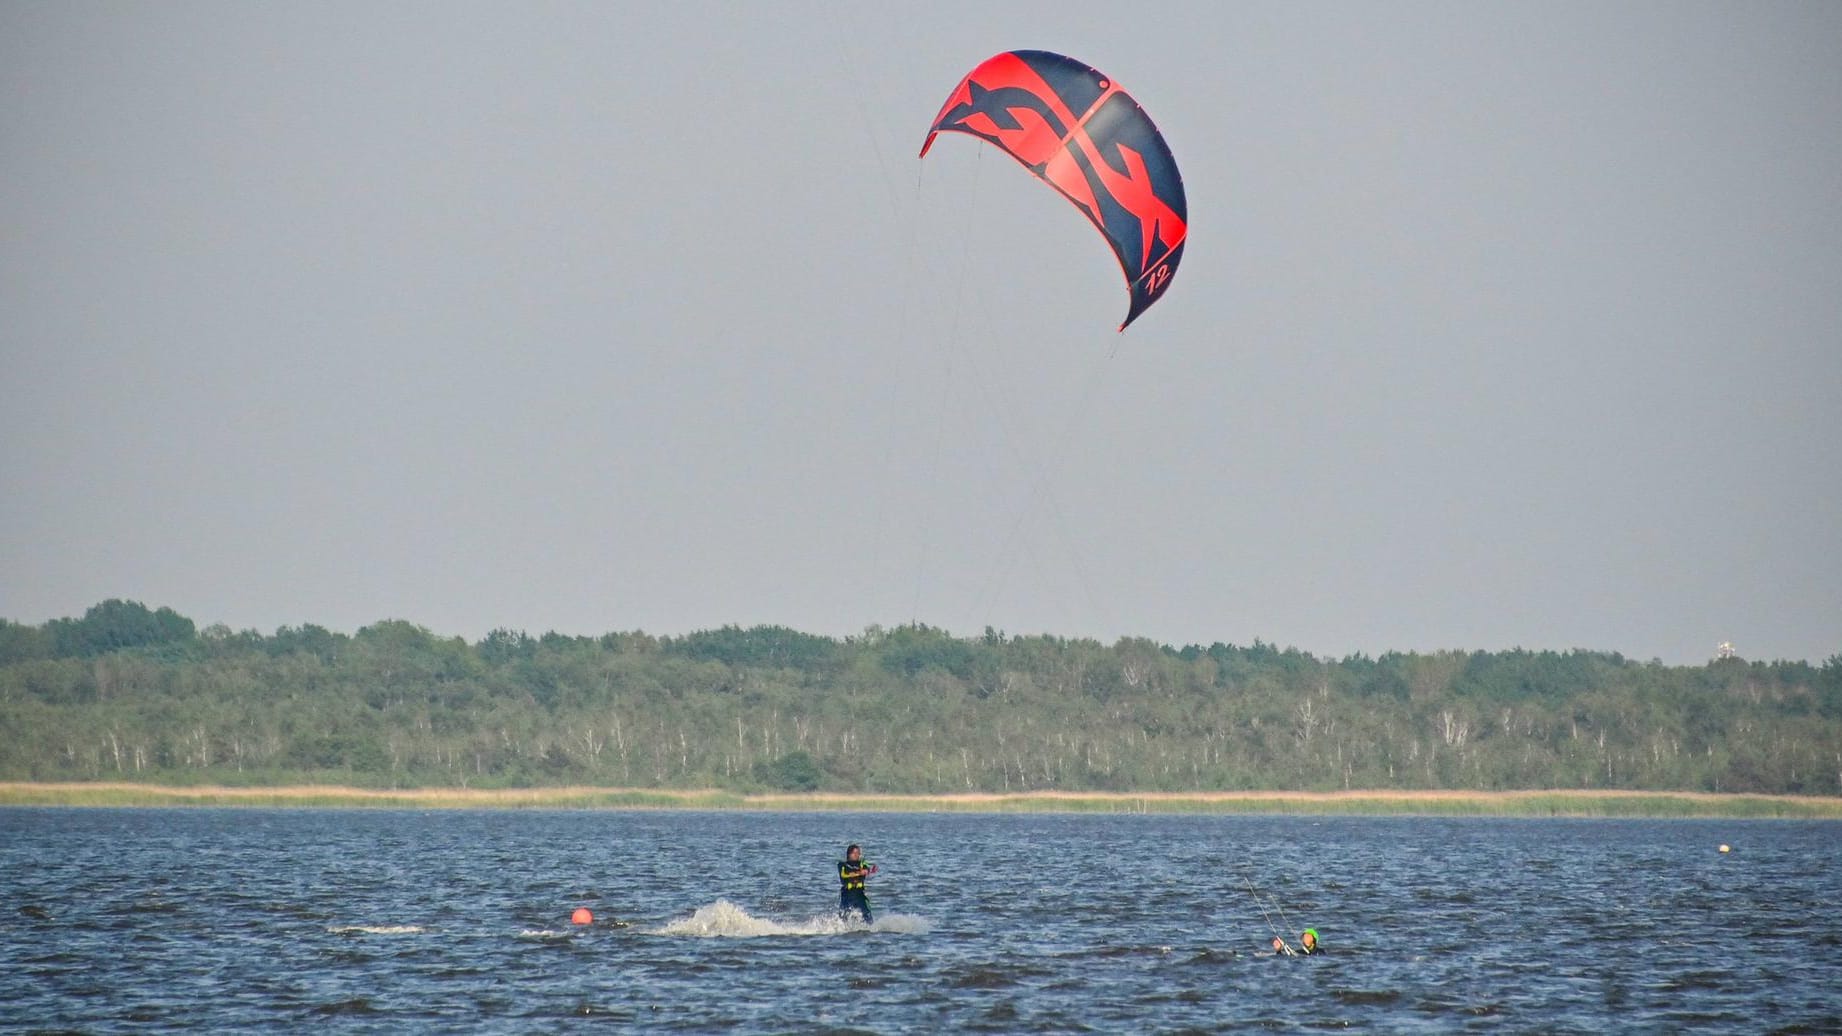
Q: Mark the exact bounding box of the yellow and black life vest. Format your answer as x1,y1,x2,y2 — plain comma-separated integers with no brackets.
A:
838,860,870,892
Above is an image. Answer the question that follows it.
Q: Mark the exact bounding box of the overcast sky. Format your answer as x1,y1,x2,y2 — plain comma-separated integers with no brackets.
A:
4,2,1838,664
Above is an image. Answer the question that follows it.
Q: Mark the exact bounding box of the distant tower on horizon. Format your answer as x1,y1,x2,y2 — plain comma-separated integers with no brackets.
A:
1716,641,1735,660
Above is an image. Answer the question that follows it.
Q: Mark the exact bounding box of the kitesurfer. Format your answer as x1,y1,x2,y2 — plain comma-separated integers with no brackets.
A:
838,843,876,923
1272,929,1321,956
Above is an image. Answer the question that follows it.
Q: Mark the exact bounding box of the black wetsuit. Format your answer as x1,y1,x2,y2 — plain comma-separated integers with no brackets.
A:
838,859,873,922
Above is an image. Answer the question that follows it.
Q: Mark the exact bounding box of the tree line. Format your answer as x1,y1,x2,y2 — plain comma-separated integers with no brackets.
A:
2,600,1838,795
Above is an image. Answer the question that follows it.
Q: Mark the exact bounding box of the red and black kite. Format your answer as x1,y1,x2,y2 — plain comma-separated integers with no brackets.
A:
921,50,1188,330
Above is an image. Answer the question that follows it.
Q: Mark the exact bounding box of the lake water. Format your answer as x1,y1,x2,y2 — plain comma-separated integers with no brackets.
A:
3,808,1838,1032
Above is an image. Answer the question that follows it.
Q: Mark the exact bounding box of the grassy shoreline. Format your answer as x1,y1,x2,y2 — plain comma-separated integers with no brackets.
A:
3,782,1839,818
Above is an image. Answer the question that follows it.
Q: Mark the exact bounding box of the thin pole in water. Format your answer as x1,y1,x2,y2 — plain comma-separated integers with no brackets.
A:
1244,876,1281,939
1270,889,1296,936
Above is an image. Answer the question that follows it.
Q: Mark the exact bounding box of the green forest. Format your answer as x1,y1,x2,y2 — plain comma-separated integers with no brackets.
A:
3,600,1838,796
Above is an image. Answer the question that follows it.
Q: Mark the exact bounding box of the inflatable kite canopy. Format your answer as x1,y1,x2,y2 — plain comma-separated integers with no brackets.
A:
920,50,1188,330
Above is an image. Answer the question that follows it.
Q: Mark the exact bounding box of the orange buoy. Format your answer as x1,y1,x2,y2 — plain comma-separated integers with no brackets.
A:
571,907,594,925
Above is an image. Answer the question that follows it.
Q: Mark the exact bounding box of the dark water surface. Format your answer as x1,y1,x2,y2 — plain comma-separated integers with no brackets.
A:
3,809,1838,1032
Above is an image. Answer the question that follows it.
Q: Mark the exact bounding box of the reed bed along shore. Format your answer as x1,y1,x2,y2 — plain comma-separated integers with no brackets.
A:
3,783,1840,818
